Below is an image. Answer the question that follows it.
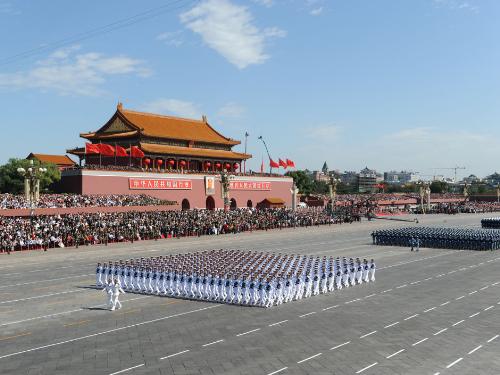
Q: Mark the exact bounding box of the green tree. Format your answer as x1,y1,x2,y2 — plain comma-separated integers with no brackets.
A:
0,158,61,194
430,181,448,194
285,170,313,195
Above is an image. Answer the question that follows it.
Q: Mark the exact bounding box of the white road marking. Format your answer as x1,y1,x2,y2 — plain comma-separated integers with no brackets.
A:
448,270,457,274
424,277,433,281
356,362,378,373
469,291,478,295
267,367,288,375
297,352,322,364
384,322,400,329
404,314,419,321
386,349,405,359
484,306,494,311
436,274,445,278
469,312,480,318
412,337,428,346
330,341,350,350
109,364,145,375
0,295,149,327
160,349,190,360
440,301,450,306
269,320,288,327
467,345,482,355
446,357,463,369
396,284,408,289
434,328,448,336
492,281,500,286
0,274,92,289
0,289,84,305
322,305,338,311
456,295,465,300
487,334,499,343
202,339,223,347
0,305,221,360
479,286,489,291
360,330,377,338
410,281,421,285
236,328,261,337
381,289,393,293
424,307,436,313
364,294,376,299
452,320,465,327
299,312,316,318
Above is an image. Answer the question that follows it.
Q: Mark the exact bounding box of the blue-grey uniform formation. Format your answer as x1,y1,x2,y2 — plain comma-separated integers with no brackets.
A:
481,217,500,229
95,250,376,308
372,227,500,251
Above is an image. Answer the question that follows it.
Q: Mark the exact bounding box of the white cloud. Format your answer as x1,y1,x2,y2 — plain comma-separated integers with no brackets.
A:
0,1,20,15
218,102,246,118
306,124,341,141
433,0,478,12
143,98,201,119
180,0,285,69
0,45,151,96
252,0,273,7
156,31,184,47
310,7,323,16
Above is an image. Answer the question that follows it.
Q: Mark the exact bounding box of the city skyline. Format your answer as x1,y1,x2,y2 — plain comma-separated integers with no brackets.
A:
0,0,498,178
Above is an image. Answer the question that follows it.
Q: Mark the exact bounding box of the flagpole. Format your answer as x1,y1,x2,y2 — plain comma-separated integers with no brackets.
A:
99,141,102,168
129,142,132,167
258,136,272,174
114,143,117,166
244,132,249,174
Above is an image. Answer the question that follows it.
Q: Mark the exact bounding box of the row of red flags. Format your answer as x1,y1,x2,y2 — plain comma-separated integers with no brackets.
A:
267,158,295,169
85,143,144,158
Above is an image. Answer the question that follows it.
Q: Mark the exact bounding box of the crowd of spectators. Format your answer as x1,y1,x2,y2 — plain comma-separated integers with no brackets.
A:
0,193,174,210
0,208,334,252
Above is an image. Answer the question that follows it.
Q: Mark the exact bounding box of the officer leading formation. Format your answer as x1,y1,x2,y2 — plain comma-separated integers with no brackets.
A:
372,227,500,251
95,249,376,308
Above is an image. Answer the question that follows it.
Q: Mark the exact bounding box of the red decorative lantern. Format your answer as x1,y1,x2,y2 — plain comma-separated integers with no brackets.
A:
233,163,239,170
144,158,151,165
215,162,221,169
157,159,163,166
205,161,211,167
224,163,231,169
168,159,175,166
180,160,186,167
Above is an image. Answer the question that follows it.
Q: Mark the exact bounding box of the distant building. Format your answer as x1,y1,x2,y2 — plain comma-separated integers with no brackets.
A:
322,161,329,174
26,153,76,171
358,167,377,193
340,171,358,185
384,170,419,184
462,174,480,184
312,170,330,182
484,173,500,187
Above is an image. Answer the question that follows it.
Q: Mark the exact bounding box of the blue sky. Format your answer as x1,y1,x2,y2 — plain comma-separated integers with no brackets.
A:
0,0,498,179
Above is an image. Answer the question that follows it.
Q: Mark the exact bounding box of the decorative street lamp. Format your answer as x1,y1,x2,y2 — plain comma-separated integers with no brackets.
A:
220,171,234,211
17,160,47,217
497,184,500,204
416,180,430,213
328,176,341,212
290,182,299,212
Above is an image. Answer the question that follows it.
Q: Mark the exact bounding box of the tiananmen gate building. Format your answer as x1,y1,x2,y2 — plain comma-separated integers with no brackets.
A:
61,103,293,210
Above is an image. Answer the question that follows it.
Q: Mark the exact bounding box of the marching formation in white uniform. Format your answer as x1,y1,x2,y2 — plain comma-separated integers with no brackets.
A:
95,250,376,308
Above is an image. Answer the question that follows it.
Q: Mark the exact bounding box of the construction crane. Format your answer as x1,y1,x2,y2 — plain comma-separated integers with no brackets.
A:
431,166,466,183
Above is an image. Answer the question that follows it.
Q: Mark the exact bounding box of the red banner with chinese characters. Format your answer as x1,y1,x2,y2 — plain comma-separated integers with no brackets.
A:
129,178,192,190
229,181,271,191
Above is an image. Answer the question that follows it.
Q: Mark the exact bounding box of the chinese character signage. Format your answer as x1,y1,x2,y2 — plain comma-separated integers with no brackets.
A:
205,176,215,195
129,178,192,190
229,181,271,191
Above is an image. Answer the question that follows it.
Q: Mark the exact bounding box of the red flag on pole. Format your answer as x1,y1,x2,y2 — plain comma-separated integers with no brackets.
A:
269,158,279,168
115,145,128,157
85,143,100,154
286,159,295,168
279,158,287,169
130,146,145,158
97,143,115,156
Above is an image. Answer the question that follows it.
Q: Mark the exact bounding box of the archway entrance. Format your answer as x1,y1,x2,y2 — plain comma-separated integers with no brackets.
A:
181,199,190,210
230,198,237,210
247,199,253,208
206,196,215,210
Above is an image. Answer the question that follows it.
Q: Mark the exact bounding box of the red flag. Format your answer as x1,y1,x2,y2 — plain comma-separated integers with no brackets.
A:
130,146,145,158
279,158,287,169
97,143,115,156
85,143,100,154
286,158,295,168
269,158,279,168
115,145,128,157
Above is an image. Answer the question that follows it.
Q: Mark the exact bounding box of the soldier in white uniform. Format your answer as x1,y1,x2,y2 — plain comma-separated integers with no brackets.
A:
111,278,126,311
96,263,103,287
103,278,114,309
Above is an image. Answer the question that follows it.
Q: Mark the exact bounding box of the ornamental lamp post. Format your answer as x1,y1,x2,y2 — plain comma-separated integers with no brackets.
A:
17,160,47,217
497,184,500,204
220,171,234,212
328,176,340,213
416,180,429,214
290,182,299,212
